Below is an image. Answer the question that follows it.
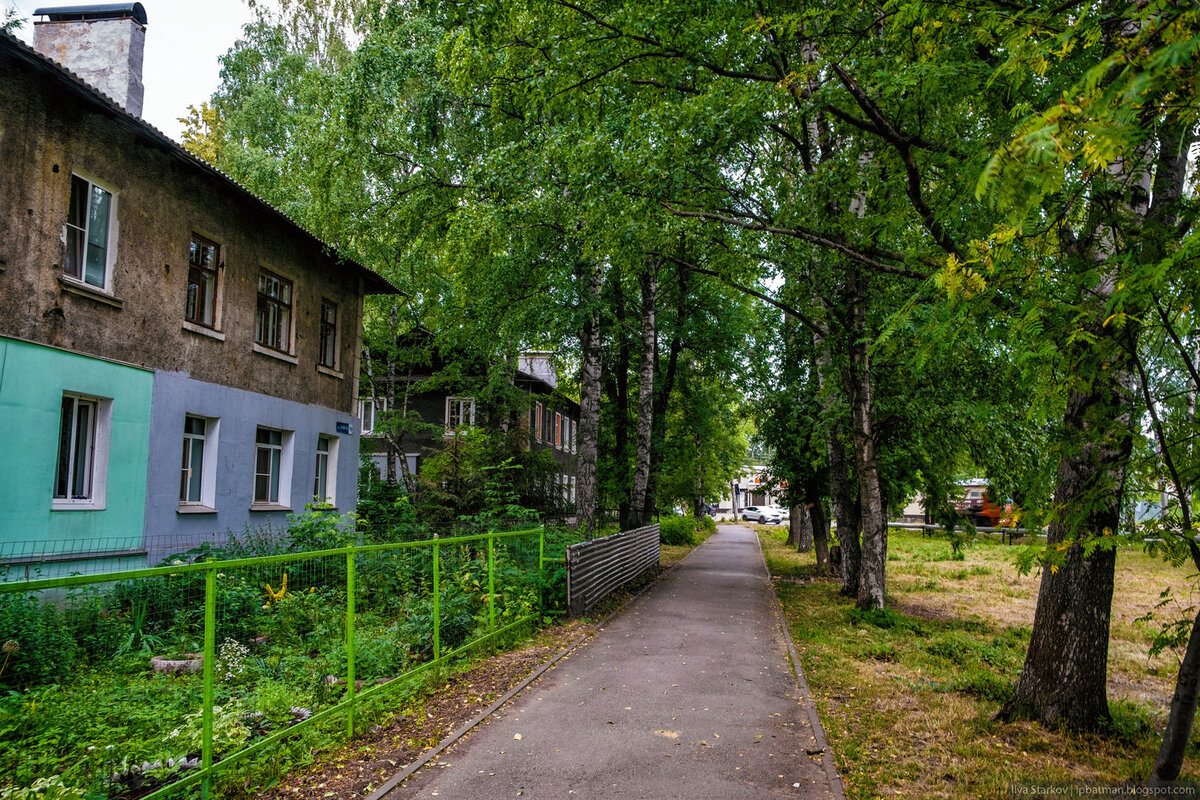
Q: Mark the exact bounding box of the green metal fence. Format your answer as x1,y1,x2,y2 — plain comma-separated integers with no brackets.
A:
0,526,547,799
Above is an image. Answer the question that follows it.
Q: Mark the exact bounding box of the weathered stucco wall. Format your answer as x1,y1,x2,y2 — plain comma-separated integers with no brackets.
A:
0,47,364,415
0,337,152,559
33,17,145,116
143,370,361,565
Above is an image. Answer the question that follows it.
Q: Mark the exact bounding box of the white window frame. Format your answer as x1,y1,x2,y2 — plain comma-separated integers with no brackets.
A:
63,173,118,292
535,402,544,443
313,434,338,506
179,414,219,511
359,398,387,434
554,411,563,449
52,392,111,511
445,396,476,435
252,426,293,510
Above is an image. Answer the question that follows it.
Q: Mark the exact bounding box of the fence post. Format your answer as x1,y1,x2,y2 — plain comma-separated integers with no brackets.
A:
432,542,440,663
488,532,496,646
201,564,216,800
346,547,356,738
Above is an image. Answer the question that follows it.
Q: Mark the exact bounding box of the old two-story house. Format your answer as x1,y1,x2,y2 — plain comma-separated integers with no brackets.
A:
360,332,580,510
0,5,398,573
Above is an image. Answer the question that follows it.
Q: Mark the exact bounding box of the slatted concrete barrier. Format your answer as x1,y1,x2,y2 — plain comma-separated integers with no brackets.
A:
566,523,660,617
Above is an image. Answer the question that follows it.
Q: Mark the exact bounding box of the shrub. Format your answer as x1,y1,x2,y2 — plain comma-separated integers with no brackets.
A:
327,624,409,681
659,516,697,546
400,579,480,659
0,593,80,689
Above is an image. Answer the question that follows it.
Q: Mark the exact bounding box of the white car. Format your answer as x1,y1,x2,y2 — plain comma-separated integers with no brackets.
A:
766,506,791,524
742,506,784,525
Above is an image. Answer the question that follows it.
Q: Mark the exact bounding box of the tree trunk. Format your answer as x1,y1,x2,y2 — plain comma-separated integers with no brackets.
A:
576,260,602,537
791,504,813,553
847,269,887,610
607,275,632,530
1148,121,1200,782
691,431,705,521
998,272,1138,732
810,500,831,569
822,359,861,596
643,330,680,521
643,268,687,521
629,268,657,527
1153,603,1200,783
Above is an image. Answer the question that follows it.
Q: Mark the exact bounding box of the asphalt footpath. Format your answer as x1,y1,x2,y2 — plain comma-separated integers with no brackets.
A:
380,524,844,800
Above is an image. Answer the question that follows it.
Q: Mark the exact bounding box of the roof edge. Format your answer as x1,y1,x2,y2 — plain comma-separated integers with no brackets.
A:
0,30,401,296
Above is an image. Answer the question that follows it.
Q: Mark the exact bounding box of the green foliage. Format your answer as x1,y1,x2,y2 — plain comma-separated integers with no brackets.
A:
0,594,80,689
0,777,85,800
658,516,698,546
286,504,356,550
355,480,419,542
847,607,922,634
166,704,250,757
399,580,480,659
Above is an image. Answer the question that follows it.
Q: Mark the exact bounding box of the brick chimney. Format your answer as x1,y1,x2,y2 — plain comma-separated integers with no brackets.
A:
33,3,147,117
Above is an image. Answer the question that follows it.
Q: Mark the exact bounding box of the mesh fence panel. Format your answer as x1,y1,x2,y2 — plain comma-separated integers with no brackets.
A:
0,526,546,798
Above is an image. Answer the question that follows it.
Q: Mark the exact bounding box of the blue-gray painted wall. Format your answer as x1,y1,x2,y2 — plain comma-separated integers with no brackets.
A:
144,371,360,565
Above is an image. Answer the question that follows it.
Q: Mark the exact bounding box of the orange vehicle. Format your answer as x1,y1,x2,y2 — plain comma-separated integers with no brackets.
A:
955,484,1011,528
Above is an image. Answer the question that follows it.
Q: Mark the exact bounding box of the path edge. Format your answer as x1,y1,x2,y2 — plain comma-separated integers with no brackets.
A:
755,527,849,800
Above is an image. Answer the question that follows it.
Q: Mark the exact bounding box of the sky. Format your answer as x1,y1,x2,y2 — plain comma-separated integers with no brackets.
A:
9,0,256,141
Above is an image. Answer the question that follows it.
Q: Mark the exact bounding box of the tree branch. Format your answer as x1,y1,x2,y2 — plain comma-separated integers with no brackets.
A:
656,252,829,338
661,203,931,280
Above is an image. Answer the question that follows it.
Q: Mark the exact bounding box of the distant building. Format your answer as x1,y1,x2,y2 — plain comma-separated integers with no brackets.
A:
710,466,779,518
359,332,579,509
0,7,398,574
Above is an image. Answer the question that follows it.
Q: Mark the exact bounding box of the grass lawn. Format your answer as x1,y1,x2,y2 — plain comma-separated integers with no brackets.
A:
757,525,1200,799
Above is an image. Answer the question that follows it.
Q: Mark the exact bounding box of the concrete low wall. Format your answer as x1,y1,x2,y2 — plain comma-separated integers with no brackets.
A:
566,524,660,617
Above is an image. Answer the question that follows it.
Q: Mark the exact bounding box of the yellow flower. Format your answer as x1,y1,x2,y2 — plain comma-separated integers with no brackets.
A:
264,573,289,604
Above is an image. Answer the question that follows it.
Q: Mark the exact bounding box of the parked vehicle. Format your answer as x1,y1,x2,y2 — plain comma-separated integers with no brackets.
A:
767,506,791,523
742,506,784,525
954,484,1011,527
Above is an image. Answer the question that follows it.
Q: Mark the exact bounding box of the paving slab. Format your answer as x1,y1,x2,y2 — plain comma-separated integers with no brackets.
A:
381,524,842,800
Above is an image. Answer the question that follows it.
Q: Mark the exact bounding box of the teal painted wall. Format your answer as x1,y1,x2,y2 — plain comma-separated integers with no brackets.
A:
0,337,153,560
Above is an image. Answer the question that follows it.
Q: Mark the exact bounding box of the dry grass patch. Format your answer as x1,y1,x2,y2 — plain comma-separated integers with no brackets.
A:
762,527,1200,799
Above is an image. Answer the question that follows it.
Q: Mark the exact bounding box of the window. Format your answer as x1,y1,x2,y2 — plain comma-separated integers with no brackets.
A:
313,434,337,505
53,392,110,509
180,416,206,504
64,174,115,289
446,396,475,433
253,427,291,507
179,415,218,510
255,270,293,353
535,402,543,443
359,398,387,434
318,300,338,368
554,412,563,449
185,234,219,328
